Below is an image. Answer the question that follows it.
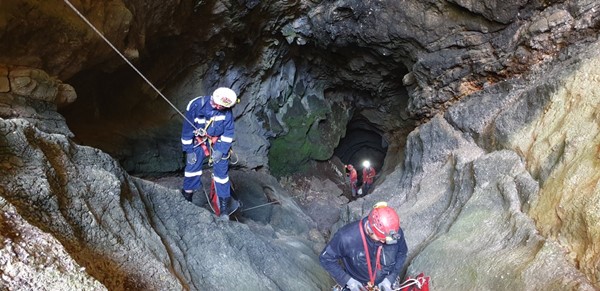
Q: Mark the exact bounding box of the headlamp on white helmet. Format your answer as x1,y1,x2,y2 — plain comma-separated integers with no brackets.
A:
362,160,371,168
212,87,237,108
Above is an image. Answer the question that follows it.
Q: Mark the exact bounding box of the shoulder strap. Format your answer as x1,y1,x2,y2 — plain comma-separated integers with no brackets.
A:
359,220,382,286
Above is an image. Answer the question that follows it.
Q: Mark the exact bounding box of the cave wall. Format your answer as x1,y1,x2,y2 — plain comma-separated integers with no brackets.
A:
2,0,599,177
2,0,600,290
0,116,332,289
339,37,600,290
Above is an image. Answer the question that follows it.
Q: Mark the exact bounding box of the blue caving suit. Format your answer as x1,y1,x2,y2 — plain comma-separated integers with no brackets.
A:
181,96,234,198
320,218,408,287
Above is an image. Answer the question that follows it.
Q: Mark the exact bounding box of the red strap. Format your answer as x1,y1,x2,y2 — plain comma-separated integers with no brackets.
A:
375,246,382,271
359,221,382,286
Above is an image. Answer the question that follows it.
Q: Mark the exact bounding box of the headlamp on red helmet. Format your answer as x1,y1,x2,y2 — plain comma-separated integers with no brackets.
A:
367,202,400,244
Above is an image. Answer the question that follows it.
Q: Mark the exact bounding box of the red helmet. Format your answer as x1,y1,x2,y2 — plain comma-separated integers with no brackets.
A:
367,202,400,243
346,164,354,170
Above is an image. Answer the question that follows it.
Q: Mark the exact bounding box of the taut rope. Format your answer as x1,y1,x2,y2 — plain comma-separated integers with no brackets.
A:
62,0,197,130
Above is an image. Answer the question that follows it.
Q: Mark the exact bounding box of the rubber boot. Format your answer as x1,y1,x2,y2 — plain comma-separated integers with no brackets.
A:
181,189,193,202
219,197,230,220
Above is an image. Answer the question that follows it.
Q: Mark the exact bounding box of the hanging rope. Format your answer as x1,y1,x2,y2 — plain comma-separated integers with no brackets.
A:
62,0,197,130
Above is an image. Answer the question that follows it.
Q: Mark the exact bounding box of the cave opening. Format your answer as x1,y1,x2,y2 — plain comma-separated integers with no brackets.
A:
333,114,387,184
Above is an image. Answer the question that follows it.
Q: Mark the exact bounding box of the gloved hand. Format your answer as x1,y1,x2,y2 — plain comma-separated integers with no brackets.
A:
377,278,392,291
186,152,197,164
212,150,223,162
345,277,364,291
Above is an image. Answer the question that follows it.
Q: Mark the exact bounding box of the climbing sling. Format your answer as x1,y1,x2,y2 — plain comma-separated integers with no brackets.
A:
397,273,430,291
331,221,430,291
359,220,382,289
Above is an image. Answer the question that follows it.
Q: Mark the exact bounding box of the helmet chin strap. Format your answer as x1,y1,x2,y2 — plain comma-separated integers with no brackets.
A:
209,98,224,110
364,220,384,243
366,218,399,244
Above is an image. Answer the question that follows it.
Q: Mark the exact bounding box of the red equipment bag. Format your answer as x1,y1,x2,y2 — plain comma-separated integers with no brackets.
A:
208,178,220,216
205,176,240,217
398,273,430,291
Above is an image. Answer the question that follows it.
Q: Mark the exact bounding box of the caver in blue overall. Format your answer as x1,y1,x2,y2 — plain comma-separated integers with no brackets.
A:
181,96,234,199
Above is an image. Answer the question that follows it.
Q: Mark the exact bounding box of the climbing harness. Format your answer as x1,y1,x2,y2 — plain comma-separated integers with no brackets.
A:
62,0,198,131
195,129,235,166
193,118,216,159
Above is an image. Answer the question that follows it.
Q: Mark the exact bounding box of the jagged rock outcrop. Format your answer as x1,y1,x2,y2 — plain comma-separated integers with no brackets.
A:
1,0,600,290
0,65,75,136
0,116,332,289
299,0,599,119
339,36,600,290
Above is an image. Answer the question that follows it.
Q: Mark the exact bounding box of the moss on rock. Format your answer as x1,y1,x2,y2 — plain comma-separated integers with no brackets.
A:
268,95,345,177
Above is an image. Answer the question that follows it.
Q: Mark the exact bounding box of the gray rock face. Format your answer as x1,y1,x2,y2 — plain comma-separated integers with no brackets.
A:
300,0,600,119
342,38,600,290
0,65,75,137
0,200,106,290
1,0,600,290
0,118,331,290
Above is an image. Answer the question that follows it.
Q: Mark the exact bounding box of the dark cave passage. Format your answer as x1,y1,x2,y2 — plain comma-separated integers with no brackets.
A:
333,115,387,182
59,65,185,174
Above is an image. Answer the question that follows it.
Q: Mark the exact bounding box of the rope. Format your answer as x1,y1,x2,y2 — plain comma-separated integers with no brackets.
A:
62,0,197,130
331,277,423,291
393,277,425,291
238,184,320,213
227,151,239,165
240,200,280,212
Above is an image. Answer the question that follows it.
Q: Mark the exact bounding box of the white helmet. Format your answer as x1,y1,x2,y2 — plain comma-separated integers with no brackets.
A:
212,87,237,108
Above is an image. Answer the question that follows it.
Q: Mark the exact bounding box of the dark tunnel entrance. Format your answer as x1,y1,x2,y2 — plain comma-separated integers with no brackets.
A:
333,115,387,187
